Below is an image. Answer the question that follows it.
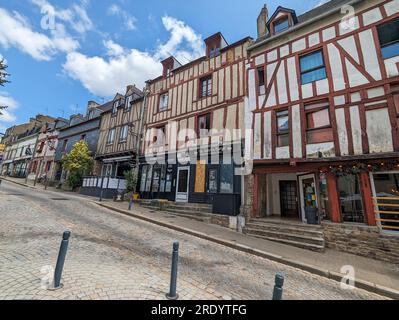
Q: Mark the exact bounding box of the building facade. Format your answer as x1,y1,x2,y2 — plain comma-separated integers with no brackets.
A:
53,101,110,185
242,0,399,261
28,118,69,183
139,33,252,215
79,85,144,198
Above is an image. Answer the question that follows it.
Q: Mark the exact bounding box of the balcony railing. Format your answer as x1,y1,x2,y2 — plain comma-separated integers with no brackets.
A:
373,196,399,232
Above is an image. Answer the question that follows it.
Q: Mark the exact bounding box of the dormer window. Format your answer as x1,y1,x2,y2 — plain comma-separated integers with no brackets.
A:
205,32,228,59
112,101,118,115
274,17,289,34
125,95,132,112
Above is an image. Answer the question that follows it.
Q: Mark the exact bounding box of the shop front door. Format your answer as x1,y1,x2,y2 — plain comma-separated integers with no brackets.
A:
298,174,318,223
176,166,190,202
279,181,299,218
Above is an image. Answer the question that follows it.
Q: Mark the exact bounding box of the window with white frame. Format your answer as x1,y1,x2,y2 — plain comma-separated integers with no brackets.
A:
159,93,169,112
107,128,115,145
112,101,118,115
119,125,128,143
125,95,132,111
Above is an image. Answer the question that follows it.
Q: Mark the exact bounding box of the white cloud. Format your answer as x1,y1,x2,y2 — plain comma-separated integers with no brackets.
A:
31,0,93,35
63,15,204,97
107,4,137,31
0,92,18,124
64,49,162,96
0,8,79,61
157,16,203,63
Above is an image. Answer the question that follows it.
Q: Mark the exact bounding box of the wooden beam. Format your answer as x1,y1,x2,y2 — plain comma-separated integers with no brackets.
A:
326,173,341,223
360,172,376,226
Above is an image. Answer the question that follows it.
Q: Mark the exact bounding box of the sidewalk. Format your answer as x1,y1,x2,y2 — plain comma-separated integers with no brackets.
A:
2,176,399,299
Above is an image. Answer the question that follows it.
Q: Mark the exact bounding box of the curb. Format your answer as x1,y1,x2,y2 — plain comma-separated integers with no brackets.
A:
0,177,36,189
96,201,399,300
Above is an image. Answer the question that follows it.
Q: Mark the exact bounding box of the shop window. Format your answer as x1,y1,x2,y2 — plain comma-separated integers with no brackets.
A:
276,110,289,147
208,169,218,193
337,174,365,224
200,76,212,98
165,165,173,192
305,101,333,144
377,18,399,59
318,173,331,220
274,17,289,34
258,67,265,95
372,172,399,231
220,164,234,194
152,166,161,193
159,93,169,112
197,113,211,138
140,165,148,192
300,50,327,84
145,166,153,192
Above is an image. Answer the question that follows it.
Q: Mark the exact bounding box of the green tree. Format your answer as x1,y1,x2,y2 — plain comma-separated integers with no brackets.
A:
62,140,94,189
124,169,138,193
0,59,10,115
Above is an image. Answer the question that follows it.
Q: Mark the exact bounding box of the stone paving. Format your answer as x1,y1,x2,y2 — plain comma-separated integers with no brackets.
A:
0,181,387,300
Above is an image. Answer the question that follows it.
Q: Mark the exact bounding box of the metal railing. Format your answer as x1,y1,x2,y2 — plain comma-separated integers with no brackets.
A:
373,196,399,232
82,176,127,190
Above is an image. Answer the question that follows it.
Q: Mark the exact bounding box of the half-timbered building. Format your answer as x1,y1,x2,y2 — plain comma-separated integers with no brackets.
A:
79,85,144,199
242,0,399,260
139,33,252,216
95,85,144,177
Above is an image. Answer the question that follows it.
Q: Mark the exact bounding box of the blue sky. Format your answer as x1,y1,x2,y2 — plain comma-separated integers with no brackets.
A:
0,0,326,133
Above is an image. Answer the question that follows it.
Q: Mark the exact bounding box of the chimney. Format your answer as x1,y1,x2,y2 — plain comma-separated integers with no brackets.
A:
126,84,136,93
257,4,269,39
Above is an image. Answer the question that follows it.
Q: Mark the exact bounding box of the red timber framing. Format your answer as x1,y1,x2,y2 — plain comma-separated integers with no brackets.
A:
248,0,399,166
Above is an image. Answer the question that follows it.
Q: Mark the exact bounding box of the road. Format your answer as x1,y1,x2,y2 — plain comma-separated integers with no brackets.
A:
0,181,386,300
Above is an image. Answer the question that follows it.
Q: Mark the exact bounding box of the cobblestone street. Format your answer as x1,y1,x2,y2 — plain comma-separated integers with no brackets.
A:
0,181,387,300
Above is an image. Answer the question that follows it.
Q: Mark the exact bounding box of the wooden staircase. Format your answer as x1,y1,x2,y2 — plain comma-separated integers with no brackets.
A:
138,199,213,223
243,218,325,252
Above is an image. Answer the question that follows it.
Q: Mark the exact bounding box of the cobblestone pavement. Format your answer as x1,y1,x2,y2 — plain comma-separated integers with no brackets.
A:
0,181,387,300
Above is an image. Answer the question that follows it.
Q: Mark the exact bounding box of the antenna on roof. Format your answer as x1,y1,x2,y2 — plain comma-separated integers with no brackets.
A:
74,104,79,114
58,108,65,118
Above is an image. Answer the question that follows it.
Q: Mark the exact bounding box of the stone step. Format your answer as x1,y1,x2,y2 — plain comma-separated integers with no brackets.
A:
242,231,325,252
164,207,212,218
168,202,212,210
245,222,324,237
166,203,212,213
250,218,323,230
164,211,211,223
243,227,325,246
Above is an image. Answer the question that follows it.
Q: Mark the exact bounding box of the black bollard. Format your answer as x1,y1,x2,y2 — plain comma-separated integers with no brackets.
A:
52,231,71,289
166,242,179,300
0,179,2,186
272,273,284,300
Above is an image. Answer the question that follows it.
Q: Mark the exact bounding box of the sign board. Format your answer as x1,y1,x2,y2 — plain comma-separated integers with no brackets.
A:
0,144,5,152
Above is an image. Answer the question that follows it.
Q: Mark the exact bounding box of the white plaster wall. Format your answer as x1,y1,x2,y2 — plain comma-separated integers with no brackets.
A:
385,0,399,16
362,7,383,26
366,108,394,153
306,142,335,158
350,106,363,155
276,146,290,159
328,44,345,91
263,111,272,159
253,113,262,159
291,105,302,158
277,63,288,104
384,56,399,78
359,29,382,81
287,57,299,101
335,108,349,156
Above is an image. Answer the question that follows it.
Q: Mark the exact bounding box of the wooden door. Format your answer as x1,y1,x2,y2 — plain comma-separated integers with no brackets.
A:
279,181,299,218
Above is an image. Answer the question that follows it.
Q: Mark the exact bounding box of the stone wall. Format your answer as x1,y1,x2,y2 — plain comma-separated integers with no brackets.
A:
322,221,399,264
241,174,254,223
